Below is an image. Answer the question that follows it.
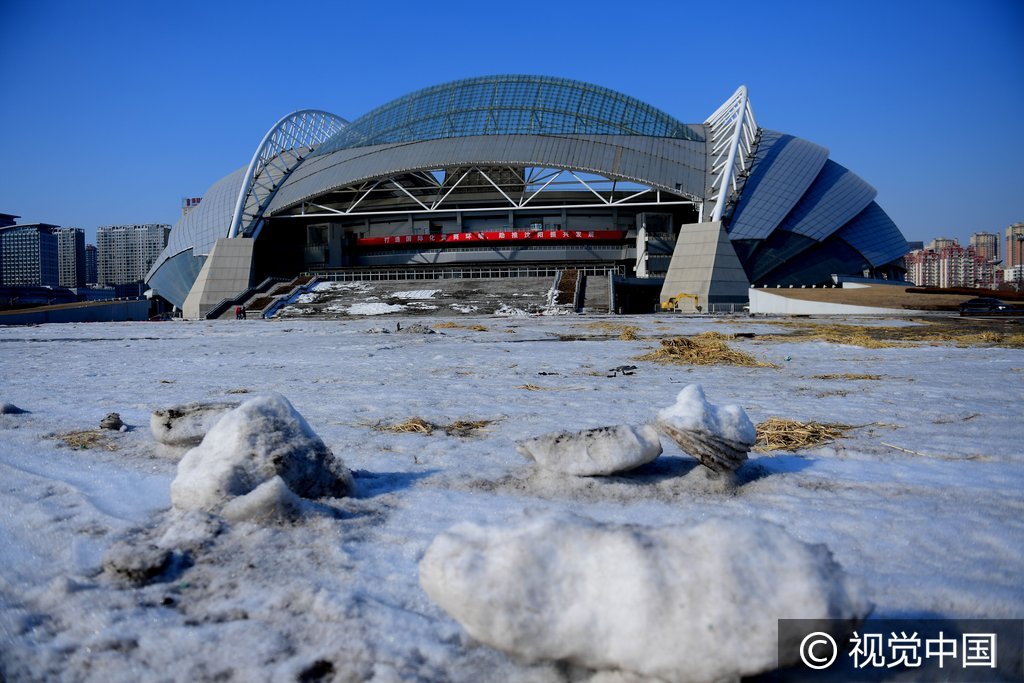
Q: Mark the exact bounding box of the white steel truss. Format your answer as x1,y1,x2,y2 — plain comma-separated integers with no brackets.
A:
705,86,758,222
289,166,695,218
228,110,348,239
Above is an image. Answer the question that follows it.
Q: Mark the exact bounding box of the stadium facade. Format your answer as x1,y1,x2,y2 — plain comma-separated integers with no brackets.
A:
146,76,909,317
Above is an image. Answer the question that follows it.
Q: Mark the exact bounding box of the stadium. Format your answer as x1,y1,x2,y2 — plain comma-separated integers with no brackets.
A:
145,75,909,317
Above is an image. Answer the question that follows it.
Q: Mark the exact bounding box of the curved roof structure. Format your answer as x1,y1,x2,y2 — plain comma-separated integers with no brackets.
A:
314,75,701,154
146,76,910,309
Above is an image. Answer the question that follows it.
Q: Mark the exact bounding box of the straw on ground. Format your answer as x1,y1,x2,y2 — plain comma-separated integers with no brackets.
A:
637,332,776,367
373,417,496,437
754,418,852,452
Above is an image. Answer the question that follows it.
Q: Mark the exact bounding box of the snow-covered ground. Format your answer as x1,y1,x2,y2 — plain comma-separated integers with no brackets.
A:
1,314,1022,681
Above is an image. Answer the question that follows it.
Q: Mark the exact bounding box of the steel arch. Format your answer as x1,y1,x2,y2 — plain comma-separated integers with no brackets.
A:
228,109,348,239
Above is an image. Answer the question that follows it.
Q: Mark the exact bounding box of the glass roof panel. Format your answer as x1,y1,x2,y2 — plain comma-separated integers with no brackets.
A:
316,75,701,154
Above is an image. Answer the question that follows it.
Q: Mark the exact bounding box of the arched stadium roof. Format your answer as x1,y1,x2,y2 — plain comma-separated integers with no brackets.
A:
146,77,911,308
314,75,702,154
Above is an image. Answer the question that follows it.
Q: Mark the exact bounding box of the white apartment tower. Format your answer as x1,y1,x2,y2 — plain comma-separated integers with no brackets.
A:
96,224,171,287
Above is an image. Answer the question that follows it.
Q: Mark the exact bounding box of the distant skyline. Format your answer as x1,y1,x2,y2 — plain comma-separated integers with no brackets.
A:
1,0,1021,247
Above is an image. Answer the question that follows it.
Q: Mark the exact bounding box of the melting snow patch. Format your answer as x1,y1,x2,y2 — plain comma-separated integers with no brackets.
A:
347,303,407,316
392,289,439,299
420,513,868,682
493,305,530,317
517,424,662,476
313,281,374,293
450,304,479,313
170,394,353,521
150,400,240,448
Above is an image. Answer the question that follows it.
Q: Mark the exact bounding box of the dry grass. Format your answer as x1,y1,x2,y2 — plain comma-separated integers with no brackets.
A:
759,321,1024,349
516,384,546,391
433,322,488,331
55,429,118,451
618,326,640,341
577,322,642,340
812,373,882,380
754,418,852,452
636,332,777,367
373,416,496,437
376,417,435,435
225,388,251,394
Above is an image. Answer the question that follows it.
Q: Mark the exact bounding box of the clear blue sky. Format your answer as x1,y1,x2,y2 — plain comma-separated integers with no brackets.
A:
1,0,1021,246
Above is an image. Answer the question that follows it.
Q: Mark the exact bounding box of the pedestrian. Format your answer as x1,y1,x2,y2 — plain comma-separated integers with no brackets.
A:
240,305,247,320
234,305,241,320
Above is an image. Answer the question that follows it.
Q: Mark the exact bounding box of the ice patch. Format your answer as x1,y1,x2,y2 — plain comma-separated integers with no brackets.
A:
420,513,868,682
170,394,353,519
517,424,662,476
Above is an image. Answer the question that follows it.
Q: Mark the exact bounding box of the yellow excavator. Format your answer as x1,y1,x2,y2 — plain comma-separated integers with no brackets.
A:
660,292,701,312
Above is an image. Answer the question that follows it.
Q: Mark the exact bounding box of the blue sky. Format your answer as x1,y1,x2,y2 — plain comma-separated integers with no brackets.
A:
1,0,1021,246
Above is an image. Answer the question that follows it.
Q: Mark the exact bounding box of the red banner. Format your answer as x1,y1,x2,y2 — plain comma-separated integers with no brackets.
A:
357,229,625,248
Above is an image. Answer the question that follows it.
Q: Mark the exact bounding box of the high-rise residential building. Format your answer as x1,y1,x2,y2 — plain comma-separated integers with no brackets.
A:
904,243,994,289
1005,223,1024,269
903,249,941,287
96,224,171,287
0,223,60,286
85,244,98,285
969,232,999,263
55,227,86,288
926,237,958,251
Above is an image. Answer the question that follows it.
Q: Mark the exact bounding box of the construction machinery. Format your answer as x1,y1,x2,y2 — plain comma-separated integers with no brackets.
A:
660,292,701,312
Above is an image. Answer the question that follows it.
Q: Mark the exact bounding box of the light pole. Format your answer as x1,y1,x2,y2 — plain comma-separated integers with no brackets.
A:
988,257,1002,292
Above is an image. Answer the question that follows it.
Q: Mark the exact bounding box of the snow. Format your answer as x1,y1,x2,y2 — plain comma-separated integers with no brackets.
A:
392,289,439,300
150,399,240,448
0,314,1022,681
171,393,354,516
419,513,868,682
345,302,407,315
493,304,531,317
657,384,756,446
517,424,662,475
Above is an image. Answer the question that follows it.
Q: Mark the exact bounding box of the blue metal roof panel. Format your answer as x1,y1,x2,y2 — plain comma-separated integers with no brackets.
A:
836,202,910,267
727,130,828,240
777,159,876,242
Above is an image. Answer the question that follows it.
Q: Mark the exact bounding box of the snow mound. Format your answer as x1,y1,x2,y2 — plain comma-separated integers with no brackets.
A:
1,402,28,414
420,514,868,682
347,302,407,316
656,384,755,473
150,400,240,447
517,424,662,476
170,394,354,519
